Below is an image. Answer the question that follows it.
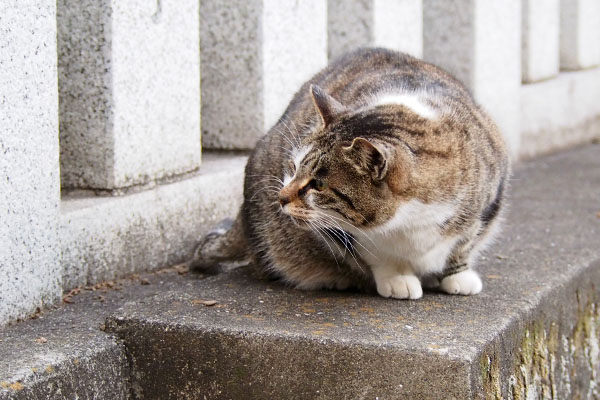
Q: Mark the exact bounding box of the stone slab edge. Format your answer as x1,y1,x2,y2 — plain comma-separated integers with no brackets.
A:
519,67,600,159
0,339,130,400
103,144,600,399
60,153,247,289
475,259,600,399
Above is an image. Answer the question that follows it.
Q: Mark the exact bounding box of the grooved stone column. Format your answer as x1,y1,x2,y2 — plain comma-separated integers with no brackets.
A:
423,0,522,158
522,0,560,82
560,0,600,70
0,0,61,325
200,0,327,149
328,0,423,60
57,0,201,191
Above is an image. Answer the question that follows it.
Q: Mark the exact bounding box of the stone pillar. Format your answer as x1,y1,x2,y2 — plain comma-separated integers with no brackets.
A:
57,0,201,191
560,0,600,70
328,0,423,60
200,0,327,149
423,0,522,158
0,0,62,325
522,0,560,82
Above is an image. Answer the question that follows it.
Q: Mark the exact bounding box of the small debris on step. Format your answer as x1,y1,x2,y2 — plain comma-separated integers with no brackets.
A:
35,337,47,344
140,278,151,285
192,299,218,306
174,264,190,275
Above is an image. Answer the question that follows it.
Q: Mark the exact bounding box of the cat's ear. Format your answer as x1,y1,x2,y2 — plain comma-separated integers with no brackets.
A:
343,137,389,181
310,85,346,127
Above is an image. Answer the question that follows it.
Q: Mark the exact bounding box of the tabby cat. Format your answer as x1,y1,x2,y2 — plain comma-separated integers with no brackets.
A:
193,48,509,299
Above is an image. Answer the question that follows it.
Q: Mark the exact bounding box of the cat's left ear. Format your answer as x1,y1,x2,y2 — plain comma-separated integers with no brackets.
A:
310,85,347,128
343,137,389,181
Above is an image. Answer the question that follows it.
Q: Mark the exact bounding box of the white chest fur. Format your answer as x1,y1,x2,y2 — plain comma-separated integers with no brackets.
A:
349,200,458,276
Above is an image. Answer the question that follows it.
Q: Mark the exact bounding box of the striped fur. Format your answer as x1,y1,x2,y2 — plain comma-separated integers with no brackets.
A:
199,48,510,299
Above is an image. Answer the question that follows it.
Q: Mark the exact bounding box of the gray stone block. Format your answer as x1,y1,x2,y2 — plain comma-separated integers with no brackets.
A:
0,0,62,326
522,0,560,83
560,0,600,70
328,0,423,60
57,0,201,190
107,144,600,398
423,0,522,158
0,265,193,399
520,67,600,158
200,0,327,150
60,153,246,289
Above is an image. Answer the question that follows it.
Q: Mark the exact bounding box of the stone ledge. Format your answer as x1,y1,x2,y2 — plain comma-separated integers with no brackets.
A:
106,144,600,399
59,152,247,289
520,67,600,159
2,144,598,399
0,267,206,400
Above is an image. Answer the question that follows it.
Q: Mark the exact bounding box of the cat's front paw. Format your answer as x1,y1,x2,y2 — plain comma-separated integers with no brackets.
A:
375,274,422,299
440,270,482,295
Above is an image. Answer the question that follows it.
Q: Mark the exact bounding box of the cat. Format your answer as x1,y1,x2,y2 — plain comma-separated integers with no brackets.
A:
192,48,509,300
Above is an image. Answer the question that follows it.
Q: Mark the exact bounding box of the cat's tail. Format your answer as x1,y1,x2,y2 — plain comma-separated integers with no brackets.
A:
188,212,249,273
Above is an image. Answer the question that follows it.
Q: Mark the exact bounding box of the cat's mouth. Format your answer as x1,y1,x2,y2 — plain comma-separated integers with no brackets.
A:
281,204,314,227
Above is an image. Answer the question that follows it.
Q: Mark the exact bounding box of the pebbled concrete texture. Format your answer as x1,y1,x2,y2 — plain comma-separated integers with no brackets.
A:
0,267,206,400
520,68,600,159
106,144,600,399
423,0,522,159
200,0,326,150
57,0,201,190
60,153,246,290
0,0,62,326
327,0,423,60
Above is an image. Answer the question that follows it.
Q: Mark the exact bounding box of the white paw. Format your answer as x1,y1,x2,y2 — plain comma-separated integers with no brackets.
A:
440,270,482,296
375,274,423,299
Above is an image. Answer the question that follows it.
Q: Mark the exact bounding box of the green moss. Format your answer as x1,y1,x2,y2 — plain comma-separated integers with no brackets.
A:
480,291,600,399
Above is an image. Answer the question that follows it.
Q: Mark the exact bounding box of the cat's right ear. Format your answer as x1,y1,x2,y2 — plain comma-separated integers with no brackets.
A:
310,85,346,128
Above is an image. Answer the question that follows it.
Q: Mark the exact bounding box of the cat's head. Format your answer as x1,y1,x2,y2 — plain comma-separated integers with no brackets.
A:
278,85,412,230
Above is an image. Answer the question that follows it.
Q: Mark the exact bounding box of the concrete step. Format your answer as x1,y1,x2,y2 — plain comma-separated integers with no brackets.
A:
0,267,208,399
104,143,600,399
1,143,599,399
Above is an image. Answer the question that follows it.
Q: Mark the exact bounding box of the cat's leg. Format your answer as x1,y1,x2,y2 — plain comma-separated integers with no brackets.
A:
370,264,422,299
440,224,484,296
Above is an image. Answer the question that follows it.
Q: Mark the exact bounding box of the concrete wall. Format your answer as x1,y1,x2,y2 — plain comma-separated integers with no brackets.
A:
328,0,423,60
423,0,522,158
0,0,62,325
57,0,201,191
200,0,327,150
2,1,600,326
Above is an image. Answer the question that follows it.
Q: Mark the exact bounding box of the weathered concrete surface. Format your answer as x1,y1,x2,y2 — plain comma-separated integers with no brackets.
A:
200,0,326,150
57,0,201,190
327,0,423,60
0,267,206,399
0,0,62,326
107,144,600,399
60,152,246,290
520,68,600,159
423,0,521,158
521,0,560,83
560,0,600,70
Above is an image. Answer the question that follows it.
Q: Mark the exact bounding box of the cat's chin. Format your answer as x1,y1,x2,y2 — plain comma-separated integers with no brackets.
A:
286,215,313,230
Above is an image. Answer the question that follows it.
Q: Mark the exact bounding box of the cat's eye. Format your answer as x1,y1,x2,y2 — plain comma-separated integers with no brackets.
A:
313,179,328,191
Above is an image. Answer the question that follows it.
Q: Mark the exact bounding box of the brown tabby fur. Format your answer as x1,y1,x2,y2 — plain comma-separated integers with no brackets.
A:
193,48,509,296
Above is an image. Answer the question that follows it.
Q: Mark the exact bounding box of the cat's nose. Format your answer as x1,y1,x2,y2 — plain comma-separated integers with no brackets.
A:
278,192,291,206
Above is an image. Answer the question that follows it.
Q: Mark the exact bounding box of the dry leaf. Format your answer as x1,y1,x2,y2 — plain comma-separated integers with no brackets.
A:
192,299,218,306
